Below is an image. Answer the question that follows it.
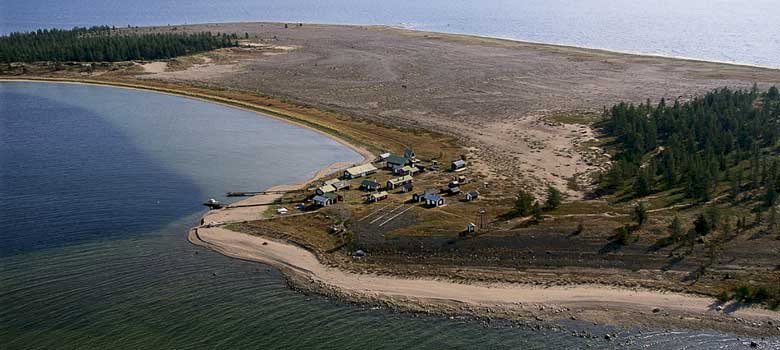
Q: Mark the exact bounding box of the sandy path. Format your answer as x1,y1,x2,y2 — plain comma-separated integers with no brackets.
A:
191,227,780,325
140,61,168,73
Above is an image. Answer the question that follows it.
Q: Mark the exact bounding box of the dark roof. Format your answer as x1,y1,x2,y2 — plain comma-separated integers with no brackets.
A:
423,192,443,202
386,154,408,165
323,192,338,200
467,191,479,197
312,195,330,203
361,179,380,186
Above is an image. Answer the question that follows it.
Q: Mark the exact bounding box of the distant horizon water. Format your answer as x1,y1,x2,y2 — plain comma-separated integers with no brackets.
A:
1,0,779,68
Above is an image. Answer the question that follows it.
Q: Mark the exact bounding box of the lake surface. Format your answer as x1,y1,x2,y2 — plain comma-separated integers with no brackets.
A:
1,0,779,68
1,82,775,349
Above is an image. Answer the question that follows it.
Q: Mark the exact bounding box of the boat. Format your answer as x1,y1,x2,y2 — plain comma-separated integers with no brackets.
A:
203,198,224,209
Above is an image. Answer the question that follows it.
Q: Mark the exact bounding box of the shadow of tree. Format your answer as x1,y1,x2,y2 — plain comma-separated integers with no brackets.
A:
660,255,686,271
598,241,623,254
708,300,749,314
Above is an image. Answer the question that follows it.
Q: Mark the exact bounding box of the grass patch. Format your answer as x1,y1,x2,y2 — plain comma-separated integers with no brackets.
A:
718,284,780,310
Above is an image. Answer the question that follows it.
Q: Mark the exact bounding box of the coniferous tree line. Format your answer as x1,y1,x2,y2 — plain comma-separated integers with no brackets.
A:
600,86,780,203
0,26,236,63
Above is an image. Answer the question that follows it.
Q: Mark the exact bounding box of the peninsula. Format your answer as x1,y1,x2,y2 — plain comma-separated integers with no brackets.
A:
3,22,779,336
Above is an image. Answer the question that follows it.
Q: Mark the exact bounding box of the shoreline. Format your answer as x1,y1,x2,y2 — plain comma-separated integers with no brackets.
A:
188,225,780,337
377,24,780,71
139,20,780,71
8,20,777,70
0,78,376,165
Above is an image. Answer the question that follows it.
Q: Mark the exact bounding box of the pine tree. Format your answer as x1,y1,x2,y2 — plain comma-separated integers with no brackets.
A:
514,190,535,216
694,214,712,236
670,215,683,240
545,185,563,210
633,203,649,226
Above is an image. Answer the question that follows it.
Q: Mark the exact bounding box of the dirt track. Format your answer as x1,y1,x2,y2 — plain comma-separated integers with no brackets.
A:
136,22,780,198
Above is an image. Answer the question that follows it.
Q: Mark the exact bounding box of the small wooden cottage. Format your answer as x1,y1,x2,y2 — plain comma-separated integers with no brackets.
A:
313,193,338,206
367,191,389,203
316,184,337,195
332,180,351,191
451,159,467,171
413,188,438,202
386,175,413,190
422,192,445,207
375,152,392,167
393,165,420,176
465,191,480,201
360,179,381,191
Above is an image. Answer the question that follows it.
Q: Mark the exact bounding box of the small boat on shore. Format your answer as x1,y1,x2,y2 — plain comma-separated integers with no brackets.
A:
203,198,224,209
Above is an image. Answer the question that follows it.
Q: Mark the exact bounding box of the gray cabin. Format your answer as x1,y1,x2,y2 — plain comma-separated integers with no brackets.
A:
360,179,381,191
451,159,467,171
423,192,445,207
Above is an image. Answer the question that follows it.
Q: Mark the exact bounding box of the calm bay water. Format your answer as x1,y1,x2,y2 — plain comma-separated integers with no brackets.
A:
1,0,779,68
0,82,774,349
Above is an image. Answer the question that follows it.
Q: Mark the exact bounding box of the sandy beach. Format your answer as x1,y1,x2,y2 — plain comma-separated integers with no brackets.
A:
189,225,780,335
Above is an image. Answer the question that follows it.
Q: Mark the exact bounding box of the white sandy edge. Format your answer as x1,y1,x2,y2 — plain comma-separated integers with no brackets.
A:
190,226,780,325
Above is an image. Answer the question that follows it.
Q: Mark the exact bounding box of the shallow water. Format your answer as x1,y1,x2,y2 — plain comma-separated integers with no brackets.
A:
2,0,779,68
0,82,776,349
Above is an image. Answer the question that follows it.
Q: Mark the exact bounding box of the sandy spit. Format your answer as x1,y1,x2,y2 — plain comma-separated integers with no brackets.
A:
189,226,780,335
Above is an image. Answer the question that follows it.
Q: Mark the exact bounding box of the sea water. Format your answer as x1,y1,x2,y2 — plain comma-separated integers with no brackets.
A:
1,0,779,68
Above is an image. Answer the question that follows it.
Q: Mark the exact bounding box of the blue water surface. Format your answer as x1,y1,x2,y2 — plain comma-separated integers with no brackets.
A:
1,0,779,67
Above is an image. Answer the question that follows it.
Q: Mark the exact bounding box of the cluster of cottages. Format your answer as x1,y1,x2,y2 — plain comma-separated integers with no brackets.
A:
309,149,474,208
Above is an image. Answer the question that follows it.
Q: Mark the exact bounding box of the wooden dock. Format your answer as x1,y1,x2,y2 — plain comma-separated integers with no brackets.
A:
226,191,288,197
